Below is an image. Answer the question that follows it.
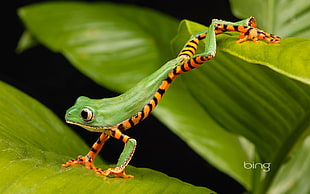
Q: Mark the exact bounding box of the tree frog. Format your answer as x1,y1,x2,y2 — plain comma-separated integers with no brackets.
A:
62,17,280,178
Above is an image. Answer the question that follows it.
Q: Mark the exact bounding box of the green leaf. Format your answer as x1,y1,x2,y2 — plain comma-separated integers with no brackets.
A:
0,81,214,193
171,20,310,193
18,1,178,92
230,0,310,38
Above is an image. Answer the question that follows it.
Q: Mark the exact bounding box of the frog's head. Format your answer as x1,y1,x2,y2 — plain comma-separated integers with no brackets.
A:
65,96,110,132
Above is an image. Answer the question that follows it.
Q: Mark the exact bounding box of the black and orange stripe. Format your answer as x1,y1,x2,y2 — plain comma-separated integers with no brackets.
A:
88,133,110,157
178,33,206,58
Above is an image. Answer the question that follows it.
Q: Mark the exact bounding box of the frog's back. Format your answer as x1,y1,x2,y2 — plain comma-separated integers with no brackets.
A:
91,56,184,129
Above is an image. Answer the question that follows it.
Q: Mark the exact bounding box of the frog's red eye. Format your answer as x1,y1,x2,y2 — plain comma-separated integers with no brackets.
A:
81,108,94,122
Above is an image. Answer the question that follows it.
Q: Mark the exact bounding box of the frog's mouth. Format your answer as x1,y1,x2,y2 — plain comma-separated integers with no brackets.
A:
66,120,111,133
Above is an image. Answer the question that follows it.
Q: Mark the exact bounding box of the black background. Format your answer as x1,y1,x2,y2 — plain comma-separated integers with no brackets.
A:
5,0,245,193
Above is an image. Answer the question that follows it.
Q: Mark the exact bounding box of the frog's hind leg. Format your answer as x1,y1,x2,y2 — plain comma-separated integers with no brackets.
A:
62,133,110,173
178,32,207,58
175,24,216,74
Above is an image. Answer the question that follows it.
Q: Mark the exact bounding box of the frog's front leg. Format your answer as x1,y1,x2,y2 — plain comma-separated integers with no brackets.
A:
62,133,110,172
97,128,137,178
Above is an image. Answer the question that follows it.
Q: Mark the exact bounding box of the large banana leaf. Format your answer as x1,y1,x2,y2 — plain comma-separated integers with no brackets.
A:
17,1,178,92
16,1,310,194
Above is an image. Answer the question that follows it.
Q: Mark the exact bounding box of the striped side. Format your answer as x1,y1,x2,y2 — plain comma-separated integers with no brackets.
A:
112,32,218,134
115,78,170,134
115,57,215,133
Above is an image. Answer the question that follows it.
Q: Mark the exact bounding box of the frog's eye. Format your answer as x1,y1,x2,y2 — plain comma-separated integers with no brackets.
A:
80,108,94,122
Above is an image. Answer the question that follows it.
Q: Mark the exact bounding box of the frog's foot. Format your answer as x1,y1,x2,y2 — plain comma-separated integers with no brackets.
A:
237,30,280,44
62,155,96,170
97,167,134,178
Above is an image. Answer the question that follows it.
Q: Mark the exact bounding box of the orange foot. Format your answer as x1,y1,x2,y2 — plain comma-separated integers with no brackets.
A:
97,167,134,178
237,32,280,44
62,156,133,178
62,155,98,170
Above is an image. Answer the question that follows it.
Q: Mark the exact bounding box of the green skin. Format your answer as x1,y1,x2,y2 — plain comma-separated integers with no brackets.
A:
64,17,262,176
65,56,185,131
